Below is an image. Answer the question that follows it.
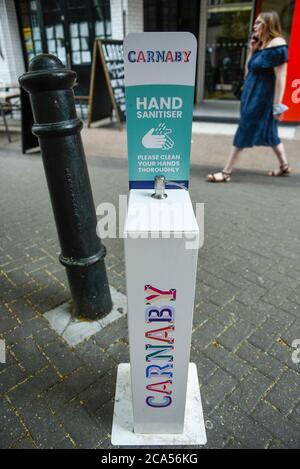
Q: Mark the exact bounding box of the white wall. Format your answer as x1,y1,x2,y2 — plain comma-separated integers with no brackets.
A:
110,0,143,39
110,0,126,39
0,0,25,86
126,0,143,35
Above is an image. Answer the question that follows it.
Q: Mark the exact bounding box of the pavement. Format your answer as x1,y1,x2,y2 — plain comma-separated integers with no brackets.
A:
0,123,300,449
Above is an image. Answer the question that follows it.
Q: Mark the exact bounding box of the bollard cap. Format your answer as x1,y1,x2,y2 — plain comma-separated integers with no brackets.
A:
19,54,77,94
29,54,64,72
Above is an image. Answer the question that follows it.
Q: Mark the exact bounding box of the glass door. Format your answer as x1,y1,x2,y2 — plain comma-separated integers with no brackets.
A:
204,0,253,100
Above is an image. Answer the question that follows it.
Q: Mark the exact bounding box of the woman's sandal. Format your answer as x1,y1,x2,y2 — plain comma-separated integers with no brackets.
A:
268,163,292,177
207,170,231,183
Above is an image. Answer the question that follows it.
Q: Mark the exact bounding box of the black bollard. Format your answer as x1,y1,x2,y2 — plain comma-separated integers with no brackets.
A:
19,54,112,320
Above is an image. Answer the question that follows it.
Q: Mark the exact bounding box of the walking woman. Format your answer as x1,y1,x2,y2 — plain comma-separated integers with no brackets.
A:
207,11,291,182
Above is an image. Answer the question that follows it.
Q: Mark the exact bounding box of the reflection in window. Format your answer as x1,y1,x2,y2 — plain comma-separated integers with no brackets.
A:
205,1,252,100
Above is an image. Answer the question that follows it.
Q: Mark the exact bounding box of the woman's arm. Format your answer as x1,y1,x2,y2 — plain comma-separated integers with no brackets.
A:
274,62,287,105
245,35,260,77
273,62,287,121
244,51,253,78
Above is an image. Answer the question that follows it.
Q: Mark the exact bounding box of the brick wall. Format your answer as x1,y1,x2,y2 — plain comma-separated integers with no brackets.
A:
0,0,25,85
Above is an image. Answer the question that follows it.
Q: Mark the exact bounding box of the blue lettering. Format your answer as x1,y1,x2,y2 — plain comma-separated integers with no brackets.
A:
145,344,174,362
155,50,165,62
146,395,172,408
128,51,136,62
175,51,182,62
145,305,175,323
147,50,155,62
146,364,173,378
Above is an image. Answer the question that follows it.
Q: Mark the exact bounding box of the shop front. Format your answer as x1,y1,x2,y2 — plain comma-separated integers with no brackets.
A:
14,0,299,120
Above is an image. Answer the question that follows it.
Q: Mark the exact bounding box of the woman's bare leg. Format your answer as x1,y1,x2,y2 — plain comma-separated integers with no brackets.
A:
269,143,291,176
207,146,243,181
271,142,288,166
223,146,243,173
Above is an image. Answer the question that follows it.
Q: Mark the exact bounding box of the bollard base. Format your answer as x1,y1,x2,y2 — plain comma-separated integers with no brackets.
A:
111,363,207,446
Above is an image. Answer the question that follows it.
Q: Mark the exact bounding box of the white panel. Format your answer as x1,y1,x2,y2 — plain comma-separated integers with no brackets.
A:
124,32,197,87
124,189,199,434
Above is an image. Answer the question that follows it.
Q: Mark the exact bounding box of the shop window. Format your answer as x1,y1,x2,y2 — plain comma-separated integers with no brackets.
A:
17,0,44,65
204,0,253,100
67,0,92,65
93,0,112,38
43,0,67,64
16,0,112,96
144,0,199,36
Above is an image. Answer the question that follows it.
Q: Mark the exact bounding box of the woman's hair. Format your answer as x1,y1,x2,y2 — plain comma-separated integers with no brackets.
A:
252,11,283,51
260,11,282,38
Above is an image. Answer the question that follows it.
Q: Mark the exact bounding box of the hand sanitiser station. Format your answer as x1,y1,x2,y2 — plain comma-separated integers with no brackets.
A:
111,33,207,446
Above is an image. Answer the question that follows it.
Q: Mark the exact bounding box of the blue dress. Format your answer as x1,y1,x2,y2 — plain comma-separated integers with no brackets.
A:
233,45,288,148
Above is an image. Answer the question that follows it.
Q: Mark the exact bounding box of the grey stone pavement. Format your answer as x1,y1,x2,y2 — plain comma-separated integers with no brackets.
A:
0,129,300,449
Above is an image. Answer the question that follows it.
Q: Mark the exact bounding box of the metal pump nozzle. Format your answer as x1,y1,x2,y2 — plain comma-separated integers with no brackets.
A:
151,175,167,199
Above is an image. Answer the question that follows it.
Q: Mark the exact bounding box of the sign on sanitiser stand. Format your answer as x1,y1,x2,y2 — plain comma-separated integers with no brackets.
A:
124,33,196,189
111,33,206,447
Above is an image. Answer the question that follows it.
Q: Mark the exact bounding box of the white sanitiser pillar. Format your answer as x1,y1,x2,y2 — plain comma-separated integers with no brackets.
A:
124,187,199,434
111,32,206,446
